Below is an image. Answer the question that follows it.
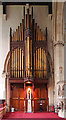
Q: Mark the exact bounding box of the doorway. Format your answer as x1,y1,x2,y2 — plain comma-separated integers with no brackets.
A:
11,84,24,111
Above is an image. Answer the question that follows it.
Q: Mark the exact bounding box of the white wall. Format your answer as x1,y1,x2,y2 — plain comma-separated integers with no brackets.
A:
0,5,5,99
0,5,24,99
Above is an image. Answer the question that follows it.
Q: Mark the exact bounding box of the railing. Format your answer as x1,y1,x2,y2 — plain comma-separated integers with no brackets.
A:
0,102,6,119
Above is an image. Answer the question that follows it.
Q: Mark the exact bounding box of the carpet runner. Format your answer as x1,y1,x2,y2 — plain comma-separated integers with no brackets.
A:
2,112,65,119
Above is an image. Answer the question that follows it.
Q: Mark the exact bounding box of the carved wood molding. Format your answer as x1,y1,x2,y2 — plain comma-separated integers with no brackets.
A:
24,77,33,82
10,41,24,49
24,28,32,40
33,40,47,51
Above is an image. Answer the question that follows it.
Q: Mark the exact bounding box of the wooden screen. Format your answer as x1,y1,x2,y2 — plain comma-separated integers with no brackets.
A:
34,84,47,111
11,84,24,111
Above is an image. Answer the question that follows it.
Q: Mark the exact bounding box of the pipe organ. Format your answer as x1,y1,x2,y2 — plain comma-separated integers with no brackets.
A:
9,5,49,112
10,6,48,80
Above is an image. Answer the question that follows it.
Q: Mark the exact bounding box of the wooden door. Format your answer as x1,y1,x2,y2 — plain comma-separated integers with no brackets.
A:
11,84,24,111
34,84,47,112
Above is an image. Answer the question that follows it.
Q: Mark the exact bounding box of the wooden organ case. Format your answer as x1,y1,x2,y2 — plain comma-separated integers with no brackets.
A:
9,6,49,112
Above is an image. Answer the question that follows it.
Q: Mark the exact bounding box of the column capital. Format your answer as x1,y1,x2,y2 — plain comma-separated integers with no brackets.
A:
54,41,64,47
57,81,66,85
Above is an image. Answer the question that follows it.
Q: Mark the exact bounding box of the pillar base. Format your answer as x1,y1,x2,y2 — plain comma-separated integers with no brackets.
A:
58,110,66,118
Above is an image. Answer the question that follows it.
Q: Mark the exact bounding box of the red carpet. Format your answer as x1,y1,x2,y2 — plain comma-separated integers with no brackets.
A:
3,112,65,119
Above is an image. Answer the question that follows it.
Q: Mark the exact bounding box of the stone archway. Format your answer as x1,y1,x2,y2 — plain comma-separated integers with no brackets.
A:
3,51,10,112
3,51,10,74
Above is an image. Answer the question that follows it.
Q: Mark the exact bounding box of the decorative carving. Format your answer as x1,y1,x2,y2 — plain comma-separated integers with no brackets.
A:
54,41,64,47
58,84,65,97
58,85,61,96
24,28,32,40
24,77,33,82
62,85,64,97
59,67,63,74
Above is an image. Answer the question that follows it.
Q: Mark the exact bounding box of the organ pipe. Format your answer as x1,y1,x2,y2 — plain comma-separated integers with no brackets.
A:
10,6,47,79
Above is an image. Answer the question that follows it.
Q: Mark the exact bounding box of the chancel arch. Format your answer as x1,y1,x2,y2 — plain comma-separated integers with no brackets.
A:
0,1,66,118
3,5,53,113
3,51,10,74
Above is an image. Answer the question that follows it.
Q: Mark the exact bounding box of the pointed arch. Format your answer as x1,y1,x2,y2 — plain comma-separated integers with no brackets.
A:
3,51,10,74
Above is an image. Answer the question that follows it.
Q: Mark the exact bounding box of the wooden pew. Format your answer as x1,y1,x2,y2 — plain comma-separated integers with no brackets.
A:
0,102,6,119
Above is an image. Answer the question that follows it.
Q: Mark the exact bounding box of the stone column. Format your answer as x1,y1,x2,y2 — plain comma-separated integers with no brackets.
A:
53,2,66,118
6,76,9,111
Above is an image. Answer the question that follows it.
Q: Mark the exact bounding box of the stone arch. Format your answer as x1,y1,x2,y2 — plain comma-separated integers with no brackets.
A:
3,47,53,78
2,51,10,112
3,51,10,75
34,47,53,78
47,51,53,76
